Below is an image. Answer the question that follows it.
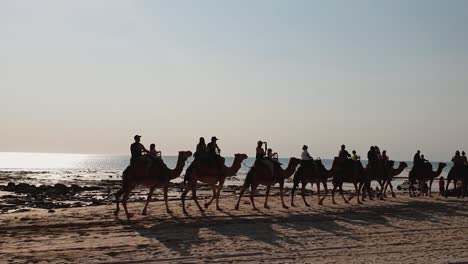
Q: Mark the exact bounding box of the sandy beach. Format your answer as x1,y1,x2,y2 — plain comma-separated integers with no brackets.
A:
1,193,467,264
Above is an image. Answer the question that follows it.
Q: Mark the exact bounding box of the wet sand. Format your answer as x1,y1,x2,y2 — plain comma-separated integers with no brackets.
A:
1,194,467,264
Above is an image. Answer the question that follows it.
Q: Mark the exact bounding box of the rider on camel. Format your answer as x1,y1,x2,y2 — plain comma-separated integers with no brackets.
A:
130,135,149,166
256,141,275,178
146,143,162,176
207,136,225,173
381,150,389,161
194,137,207,159
301,145,314,166
339,145,351,160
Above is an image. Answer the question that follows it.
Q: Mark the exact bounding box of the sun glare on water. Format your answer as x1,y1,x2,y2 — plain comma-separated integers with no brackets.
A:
0,152,88,169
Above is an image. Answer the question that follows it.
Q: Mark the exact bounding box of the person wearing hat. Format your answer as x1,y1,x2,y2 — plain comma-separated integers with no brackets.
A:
207,136,224,173
301,145,313,161
130,135,149,166
207,136,221,156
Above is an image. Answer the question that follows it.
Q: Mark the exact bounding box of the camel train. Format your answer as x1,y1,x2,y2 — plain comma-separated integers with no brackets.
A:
114,136,467,220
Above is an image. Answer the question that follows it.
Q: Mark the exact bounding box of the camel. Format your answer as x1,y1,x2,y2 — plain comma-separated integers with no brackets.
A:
114,151,192,220
409,162,446,197
445,165,467,198
330,157,364,204
235,157,301,210
360,160,395,201
291,159,331,207
382,162,408,198
181,153,248,214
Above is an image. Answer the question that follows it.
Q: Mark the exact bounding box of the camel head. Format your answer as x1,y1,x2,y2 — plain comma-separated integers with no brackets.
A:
178,151,193,161
289,157,302,168
439,162,447,170
234,153,248,162
400,162,408,169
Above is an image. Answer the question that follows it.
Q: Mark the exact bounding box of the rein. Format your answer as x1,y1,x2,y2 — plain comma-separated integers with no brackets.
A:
242,161,253,169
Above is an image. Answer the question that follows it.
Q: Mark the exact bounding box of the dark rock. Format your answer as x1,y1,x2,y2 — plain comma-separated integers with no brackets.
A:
6,182,15,191
48,209,55,213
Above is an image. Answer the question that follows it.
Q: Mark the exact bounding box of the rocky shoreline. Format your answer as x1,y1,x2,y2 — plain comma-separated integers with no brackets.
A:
0,181,246,213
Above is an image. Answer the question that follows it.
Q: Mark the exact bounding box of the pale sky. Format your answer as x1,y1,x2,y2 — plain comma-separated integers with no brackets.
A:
1,0,467,161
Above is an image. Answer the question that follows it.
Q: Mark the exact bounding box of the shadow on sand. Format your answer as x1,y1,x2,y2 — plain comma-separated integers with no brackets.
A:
124,198,467,257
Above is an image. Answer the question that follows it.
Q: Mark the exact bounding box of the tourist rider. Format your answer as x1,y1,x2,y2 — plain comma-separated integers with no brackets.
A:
130,135,149,166
185,137,208,179
452,151,463,166
381,150,389,161
462,151,468,165
194,137,207,160
375,146,382,160
351,150,360,161
421,154,429,163
367,146,377,162
413,150,422,165
207,136,224,173
301,145,313,160
146,143,162,176
339,145,351,160
256,141,274,177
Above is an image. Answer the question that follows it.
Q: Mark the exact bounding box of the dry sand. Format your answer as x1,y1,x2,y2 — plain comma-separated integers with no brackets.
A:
1,193,467,264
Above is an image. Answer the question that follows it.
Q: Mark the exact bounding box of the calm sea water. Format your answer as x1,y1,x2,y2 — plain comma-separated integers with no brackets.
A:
0,152,451,190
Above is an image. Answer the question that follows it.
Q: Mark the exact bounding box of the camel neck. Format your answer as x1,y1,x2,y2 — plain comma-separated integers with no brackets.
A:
282,160,297,179
393,163,406,176
226,158,242,177
170,155,185,180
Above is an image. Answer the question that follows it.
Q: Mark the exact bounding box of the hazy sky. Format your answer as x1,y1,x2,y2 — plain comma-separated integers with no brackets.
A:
1,0,467,160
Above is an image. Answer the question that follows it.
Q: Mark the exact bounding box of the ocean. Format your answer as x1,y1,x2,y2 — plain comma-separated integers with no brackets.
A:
0,152,451,191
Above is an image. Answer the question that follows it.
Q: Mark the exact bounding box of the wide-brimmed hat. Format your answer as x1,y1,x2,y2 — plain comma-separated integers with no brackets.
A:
211,136,218,141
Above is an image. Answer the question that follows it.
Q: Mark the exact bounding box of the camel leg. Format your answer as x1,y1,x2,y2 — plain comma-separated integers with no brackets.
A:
191,183,204,213
388,181,396,198
250,184,259,210
204,184,217,209
181,183,191,214
319,181,328,205
378,181,385,200
301,182,310,207
382,180,388,198
349,183,356,201
122,191,133,220
291,182,297,207
141,186,156,215
280,182,289,209
215,178,225,211
316,182,321,206
445,178,451,198
428,179,434,198
114,188,124,216
331,183,338,204
339,184,349,204
353,182,362,204
367,182,374,200
163,184,172,214
235,183,249,210
264,185,271,209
